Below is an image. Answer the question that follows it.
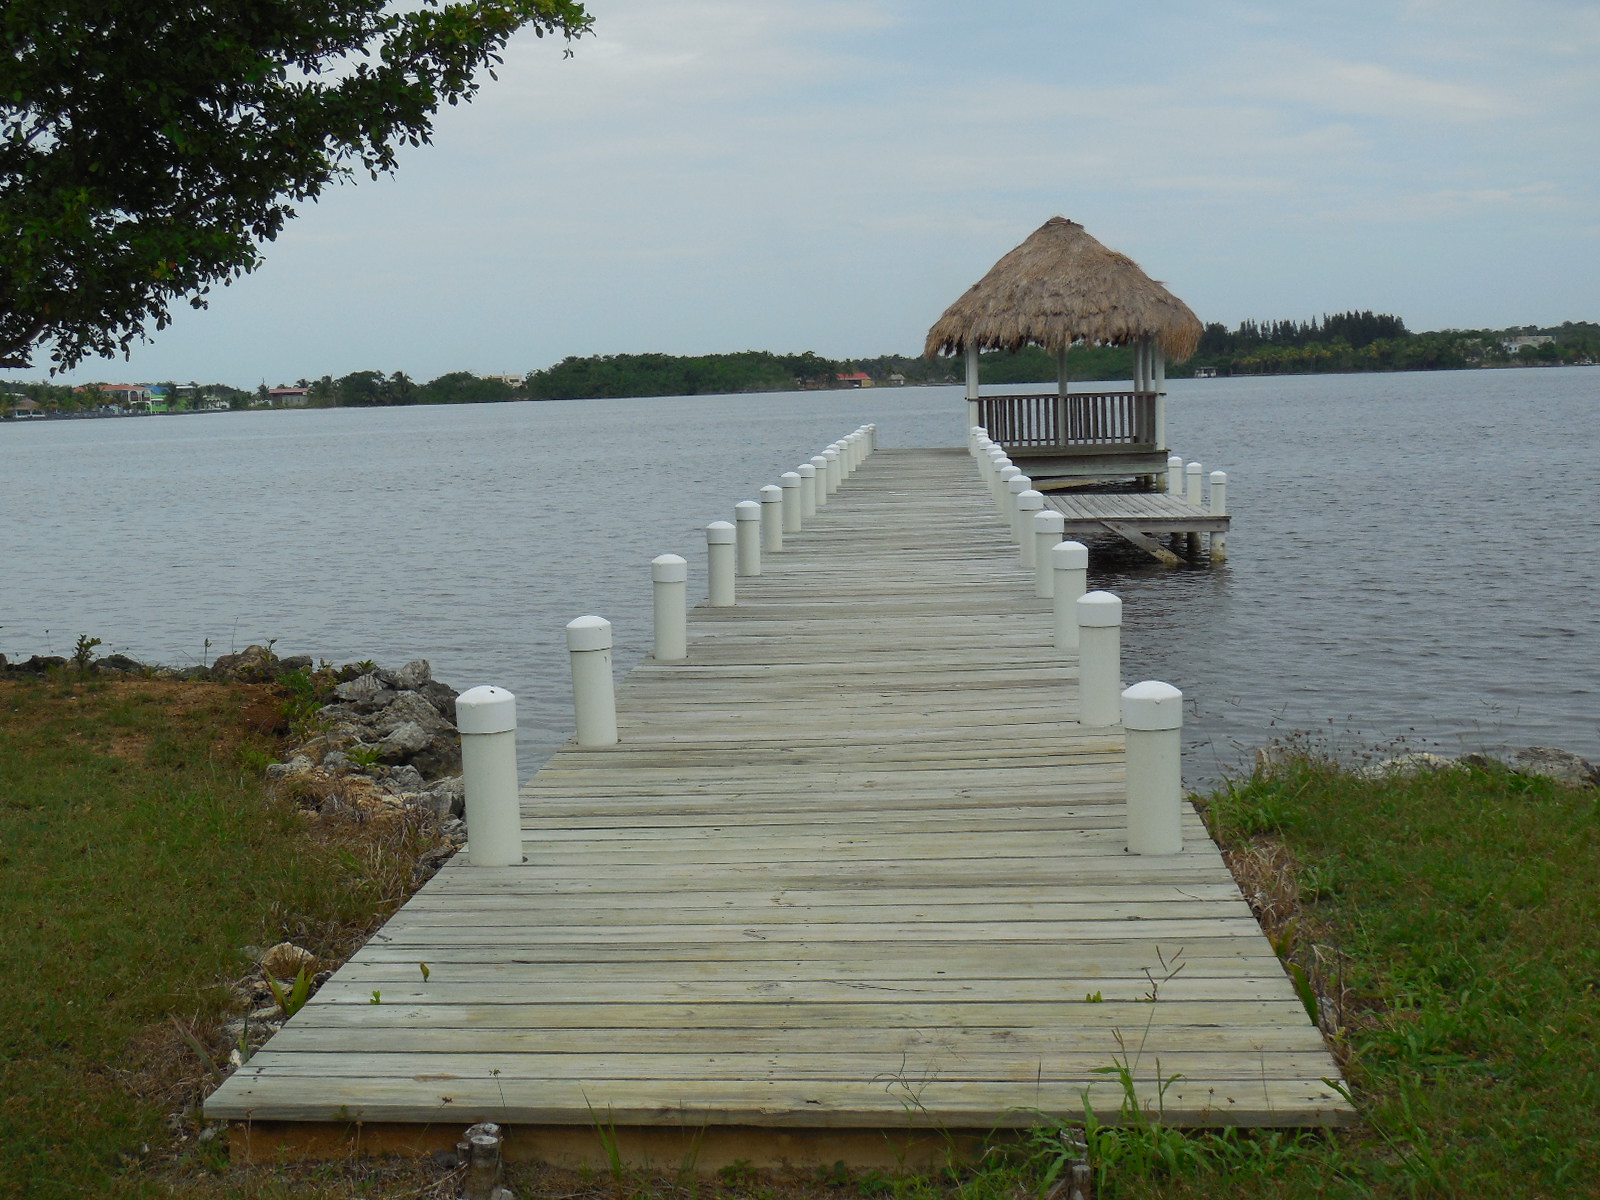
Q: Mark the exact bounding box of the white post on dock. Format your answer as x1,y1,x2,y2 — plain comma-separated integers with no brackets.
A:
706,521,736,607
969,426,985,456
456,685,523,867
996,463,1021,511
1006,475,1033,543
779,471,802,534
1185,460,1204,507
798,462,819,517
759,484,784,553
824,446,842,494
965,343,981,432
1034,509,1065,598
1052,541,1089,650
1209,470,1228,563
1123,680,1184,855
1153,348,1167,456
1076,591,1123,727
651,553,688,662
1166,454,1183,495
566,616,618,747
1015,490,1044,567
866,423,877,452
808,456,830,508
734,500,761,577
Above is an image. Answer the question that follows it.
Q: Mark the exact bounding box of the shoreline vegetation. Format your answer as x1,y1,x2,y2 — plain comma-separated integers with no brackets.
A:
4,649,1599,1197
5,314,1597,417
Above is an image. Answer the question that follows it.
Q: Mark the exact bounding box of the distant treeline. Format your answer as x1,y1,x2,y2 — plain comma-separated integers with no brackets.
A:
1175,313,1600,377
11,318,1596,415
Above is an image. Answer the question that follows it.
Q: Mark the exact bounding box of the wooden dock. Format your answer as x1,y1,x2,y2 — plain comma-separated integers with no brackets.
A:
206,446,1347,1168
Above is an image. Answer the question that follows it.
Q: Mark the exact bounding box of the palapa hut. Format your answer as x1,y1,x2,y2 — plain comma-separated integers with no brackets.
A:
925,217,1202,487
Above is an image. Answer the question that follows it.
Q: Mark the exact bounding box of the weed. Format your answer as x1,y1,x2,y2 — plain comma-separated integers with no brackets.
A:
265,966,314,1019
71,633,101,673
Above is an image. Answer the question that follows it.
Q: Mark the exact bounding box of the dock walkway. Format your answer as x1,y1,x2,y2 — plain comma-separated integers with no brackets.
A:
207,447,1348,1167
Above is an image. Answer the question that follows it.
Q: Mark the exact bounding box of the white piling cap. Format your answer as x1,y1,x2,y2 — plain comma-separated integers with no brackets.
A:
456,685,517,735
760,484,783,501
810,455,828,469
651,553,688,583
824,447,840,460
705,520,735,544
1007,475,1032,494
565,614,613,651
735,500,761,520
1168,454,1183,467
970,426,985,436
1122,680,1184,731
1034,509,1065,533
780,471,801,487
797,463,817,477
1186,461,1203,474
1016,489,1044,510
1210,470,1228,485
1077,590,1123,627
1052,540,1089,569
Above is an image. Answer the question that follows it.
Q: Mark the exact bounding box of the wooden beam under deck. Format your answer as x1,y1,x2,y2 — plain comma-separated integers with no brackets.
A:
206,447,1333,1169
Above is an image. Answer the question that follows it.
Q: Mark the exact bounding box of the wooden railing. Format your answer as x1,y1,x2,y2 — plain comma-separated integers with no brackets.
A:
977,391,1157,450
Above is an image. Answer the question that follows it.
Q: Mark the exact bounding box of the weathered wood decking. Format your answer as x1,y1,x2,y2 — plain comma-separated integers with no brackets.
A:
207,446,1347,1168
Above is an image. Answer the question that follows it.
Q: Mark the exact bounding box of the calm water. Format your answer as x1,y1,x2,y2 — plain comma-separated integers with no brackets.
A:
3,369,1596,784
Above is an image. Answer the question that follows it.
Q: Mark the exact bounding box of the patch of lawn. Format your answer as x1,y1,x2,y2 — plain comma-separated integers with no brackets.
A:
0,676,440,1199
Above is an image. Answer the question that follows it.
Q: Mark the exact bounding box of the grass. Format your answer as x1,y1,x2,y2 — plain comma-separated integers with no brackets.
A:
4,675,1596,1199
0,673,444,1200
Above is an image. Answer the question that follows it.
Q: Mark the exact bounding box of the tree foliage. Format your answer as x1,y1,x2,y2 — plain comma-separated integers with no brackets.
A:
0,0,591,370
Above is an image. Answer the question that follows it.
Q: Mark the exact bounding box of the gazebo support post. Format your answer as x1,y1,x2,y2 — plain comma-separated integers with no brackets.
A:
1153,345,1168,489
964,344,980,433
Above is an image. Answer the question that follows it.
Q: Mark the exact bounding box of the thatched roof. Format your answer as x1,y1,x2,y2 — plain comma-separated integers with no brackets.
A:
924,217,1202,361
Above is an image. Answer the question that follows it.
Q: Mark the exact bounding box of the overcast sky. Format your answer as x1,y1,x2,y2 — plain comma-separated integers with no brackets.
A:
20,0,1600,387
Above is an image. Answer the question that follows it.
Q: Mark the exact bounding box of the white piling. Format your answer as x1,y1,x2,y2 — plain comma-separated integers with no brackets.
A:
1209,470,1228,562
456,685,523,866
797,463,819,517
1185,460,1204,507
996,463,1020,509
806,454,832,502
650,553,688,661
1167,454,1184,495
1123,681,1185,855
1033,509,1065,598
1015,490,1044,567
706,521,736,606
824,446,842,494
1006,475,1033,543
734,500,761,577
779,471,802,533
565,615,618,747
759,484,784,553
1076,591,1123,727
1051,541,1088,650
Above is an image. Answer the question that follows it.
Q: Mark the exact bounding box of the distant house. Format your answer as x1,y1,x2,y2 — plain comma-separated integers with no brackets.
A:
75,382,152,404
1503,335,1553,354
886,373,907,386
269,387,310,407
5,395,42,419
486,373,525,388
835,372,874,389
1193,366,1218,378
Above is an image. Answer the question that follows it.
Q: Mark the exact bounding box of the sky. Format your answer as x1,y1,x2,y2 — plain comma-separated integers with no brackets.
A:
15,0,1600,387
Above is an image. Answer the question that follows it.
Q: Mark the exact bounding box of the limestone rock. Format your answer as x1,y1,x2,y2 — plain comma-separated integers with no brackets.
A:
260,941,316,978
331,673,394,710
379,721,434,761
391,659,433,691
1511,746,1599,788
